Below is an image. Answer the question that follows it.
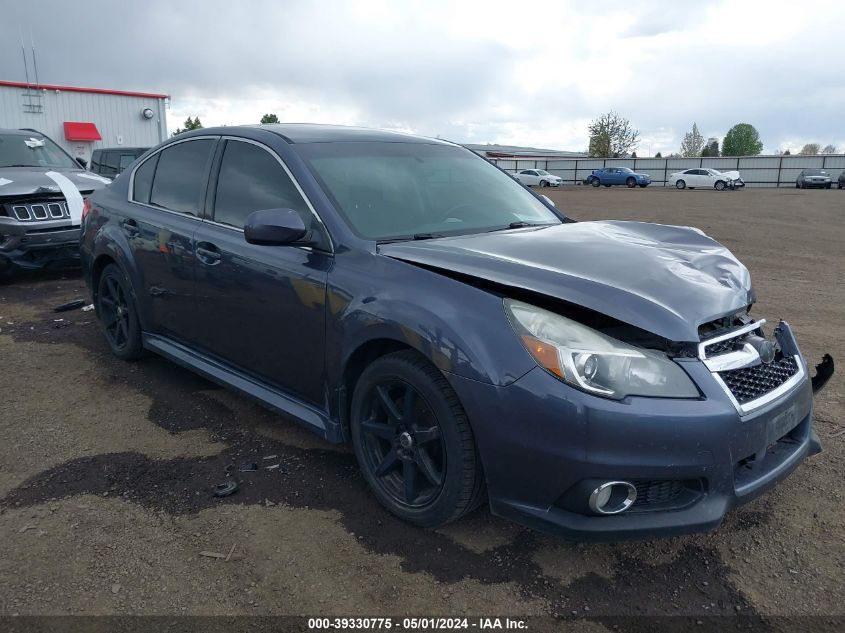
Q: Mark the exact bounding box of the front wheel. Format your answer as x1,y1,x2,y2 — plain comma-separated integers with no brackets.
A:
676,180,686,189
350,351,485,528
539,180,548,188
626,177,636,188
96,263,143,360
590,178,600,187
715,180,726,191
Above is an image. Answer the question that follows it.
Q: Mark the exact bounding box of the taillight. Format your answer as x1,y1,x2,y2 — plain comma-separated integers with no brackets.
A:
81,198,92,223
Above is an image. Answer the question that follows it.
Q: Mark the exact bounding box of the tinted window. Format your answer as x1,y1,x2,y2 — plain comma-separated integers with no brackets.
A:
213,140,312,230
118,154,136,172
298,142,559,240
100,151,120,177
90,150,103,174
150,139,215,215
132,153,159,204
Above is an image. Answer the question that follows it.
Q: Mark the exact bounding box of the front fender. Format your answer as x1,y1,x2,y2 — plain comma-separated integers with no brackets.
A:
325,251,535,394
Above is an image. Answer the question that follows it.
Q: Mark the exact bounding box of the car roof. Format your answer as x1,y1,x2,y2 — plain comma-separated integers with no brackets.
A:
179,123,455,145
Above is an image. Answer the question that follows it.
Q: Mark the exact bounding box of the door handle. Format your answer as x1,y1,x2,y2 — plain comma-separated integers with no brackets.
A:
122,218,140,237
196,242,222,265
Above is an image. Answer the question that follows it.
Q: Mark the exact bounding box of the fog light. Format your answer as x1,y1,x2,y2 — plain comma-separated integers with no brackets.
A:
589,481,637,515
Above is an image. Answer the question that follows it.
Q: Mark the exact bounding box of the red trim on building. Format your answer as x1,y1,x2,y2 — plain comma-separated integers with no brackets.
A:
0,79,168,100
63,122,102,141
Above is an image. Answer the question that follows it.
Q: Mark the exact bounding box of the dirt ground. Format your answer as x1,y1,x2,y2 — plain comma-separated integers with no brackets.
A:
0,187,842,630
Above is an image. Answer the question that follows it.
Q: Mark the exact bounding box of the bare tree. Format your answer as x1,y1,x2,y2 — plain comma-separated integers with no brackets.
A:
821,144,838,154
680,123,705,157
587,111,639,158
799,143,821,155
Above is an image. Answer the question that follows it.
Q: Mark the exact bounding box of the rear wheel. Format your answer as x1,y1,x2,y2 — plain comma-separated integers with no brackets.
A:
715,180,726,191
626,177,636,188
676,180,686,189
97,264,143,360
350,351,485,527
590,178,600,187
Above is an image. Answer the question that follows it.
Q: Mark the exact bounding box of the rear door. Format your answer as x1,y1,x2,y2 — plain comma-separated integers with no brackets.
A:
191,137,332,404
127,136,217,341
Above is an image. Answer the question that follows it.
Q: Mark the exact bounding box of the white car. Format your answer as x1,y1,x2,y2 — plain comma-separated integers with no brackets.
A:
669,168,741,191
515,169,563,187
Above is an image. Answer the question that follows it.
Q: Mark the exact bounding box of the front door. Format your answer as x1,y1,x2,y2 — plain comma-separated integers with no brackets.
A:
192,138,332,405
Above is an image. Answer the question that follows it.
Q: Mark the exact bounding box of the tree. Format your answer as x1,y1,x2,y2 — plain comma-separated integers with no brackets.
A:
654,151,662,158
680,123,705,157
722,123,763,156
799,143,820,155
701,137,719,157
631,151,637,158
587,111,639,158
260,113,280,124
172,116,203,136
782,149,791,156
821,144,838,154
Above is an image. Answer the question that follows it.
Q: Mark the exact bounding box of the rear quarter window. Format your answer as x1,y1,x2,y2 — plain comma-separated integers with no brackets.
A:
132,153,159,204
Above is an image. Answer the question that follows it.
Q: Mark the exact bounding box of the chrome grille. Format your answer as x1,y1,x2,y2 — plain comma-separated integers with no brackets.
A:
10,201,70,222
717,356,799,404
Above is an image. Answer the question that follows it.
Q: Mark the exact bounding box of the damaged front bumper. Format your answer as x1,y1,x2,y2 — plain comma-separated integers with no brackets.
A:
0,216,81,273
446,320,829,541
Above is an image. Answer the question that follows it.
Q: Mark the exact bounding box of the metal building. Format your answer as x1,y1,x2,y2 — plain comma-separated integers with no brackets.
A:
0,79,168,167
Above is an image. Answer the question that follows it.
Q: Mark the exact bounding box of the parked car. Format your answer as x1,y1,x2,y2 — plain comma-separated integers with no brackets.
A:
81,124,832,539
839,171,845,189
584,167,651,188
90,147,149,179
515,169,562,187
0,128,109,277
668,168,737,191
796,168,832,189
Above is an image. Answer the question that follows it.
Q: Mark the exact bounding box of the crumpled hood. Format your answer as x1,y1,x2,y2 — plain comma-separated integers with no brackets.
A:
0,166,108,198
379,221,754,343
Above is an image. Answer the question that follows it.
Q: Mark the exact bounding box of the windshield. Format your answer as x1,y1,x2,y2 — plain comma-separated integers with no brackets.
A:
805,169,826,175
0,133,78,169
535,169,550,176
298,142,561,240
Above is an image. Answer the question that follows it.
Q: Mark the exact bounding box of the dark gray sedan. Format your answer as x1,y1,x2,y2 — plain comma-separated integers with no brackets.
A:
796,168,832,189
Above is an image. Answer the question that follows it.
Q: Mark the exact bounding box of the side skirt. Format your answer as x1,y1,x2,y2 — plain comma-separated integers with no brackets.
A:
143,333,343,443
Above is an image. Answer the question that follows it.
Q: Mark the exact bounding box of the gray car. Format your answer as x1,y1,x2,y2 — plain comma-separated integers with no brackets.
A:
0,129,109,277
795,168,832,189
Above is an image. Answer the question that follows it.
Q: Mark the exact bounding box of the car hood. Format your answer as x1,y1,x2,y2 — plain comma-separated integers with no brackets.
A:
379,221,754,343
0,166,109,198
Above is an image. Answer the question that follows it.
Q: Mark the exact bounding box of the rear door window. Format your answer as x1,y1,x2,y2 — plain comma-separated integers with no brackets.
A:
149,139,215,215
100,151,120,178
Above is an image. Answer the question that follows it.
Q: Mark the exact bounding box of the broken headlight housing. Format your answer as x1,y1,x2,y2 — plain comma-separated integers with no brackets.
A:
505,299,699,400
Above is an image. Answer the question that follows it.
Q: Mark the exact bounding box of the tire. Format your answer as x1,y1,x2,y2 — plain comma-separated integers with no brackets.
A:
539,180,548,188
590,178,600,187
676,180,686,189
715,180,726,191
96,263,143,360
350,350,485,528
626,177,636,188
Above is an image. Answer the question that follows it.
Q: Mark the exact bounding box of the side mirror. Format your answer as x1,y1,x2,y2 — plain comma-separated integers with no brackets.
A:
244,208,308,246
76,157,88,169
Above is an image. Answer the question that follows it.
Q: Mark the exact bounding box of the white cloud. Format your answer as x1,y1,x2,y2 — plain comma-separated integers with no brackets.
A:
1,0,843,153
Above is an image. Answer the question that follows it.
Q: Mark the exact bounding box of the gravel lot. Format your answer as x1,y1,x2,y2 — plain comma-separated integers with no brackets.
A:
0,187,842,630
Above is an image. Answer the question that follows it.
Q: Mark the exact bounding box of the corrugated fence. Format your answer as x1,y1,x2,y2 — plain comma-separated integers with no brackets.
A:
490,155,845,188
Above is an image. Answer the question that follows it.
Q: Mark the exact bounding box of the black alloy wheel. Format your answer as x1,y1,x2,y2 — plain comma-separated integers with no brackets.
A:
351,351,485,527
358,379,445,508
97,264,143,360
626,177,636,188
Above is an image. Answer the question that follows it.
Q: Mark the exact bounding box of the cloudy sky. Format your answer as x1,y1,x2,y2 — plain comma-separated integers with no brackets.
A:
2,0,844,154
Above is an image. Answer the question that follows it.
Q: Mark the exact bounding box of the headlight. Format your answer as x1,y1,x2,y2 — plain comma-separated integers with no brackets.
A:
504,299,699,400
